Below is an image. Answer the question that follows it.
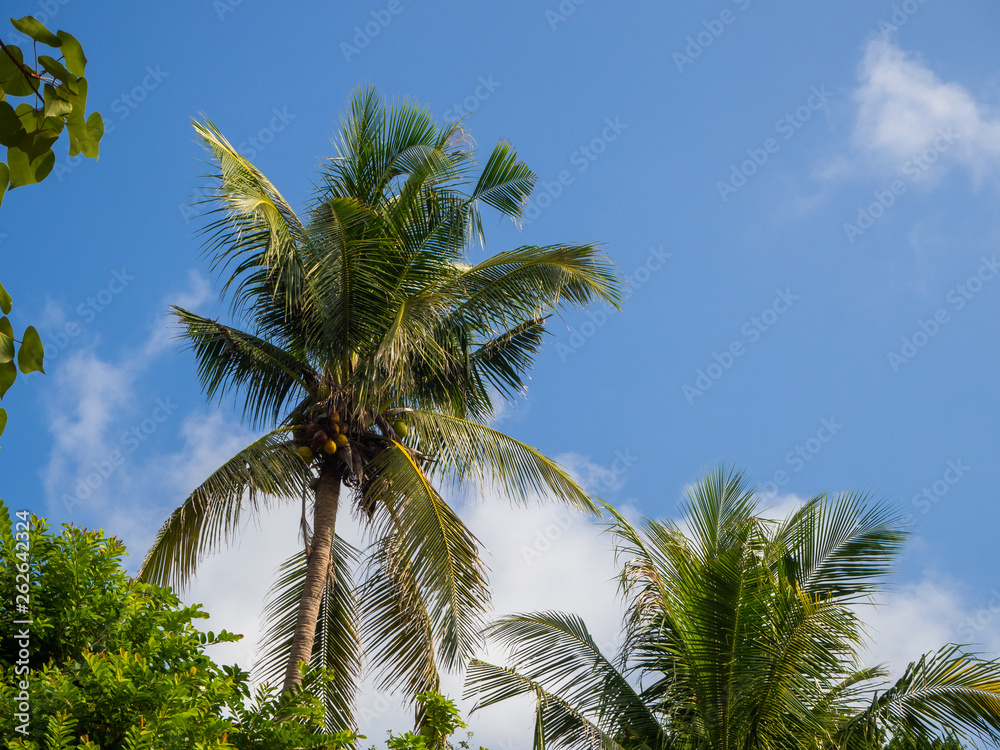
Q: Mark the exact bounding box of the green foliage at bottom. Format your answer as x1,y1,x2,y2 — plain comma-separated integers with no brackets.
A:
377,691,485,750
0,503,355,749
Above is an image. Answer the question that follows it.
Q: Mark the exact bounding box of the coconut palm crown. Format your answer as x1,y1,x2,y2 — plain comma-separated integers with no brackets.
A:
139,87,621,730
467,467,1000,750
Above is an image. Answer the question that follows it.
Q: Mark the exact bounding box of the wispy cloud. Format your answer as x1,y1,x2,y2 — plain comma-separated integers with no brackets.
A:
41,270,221,536
861,575,1000,677
143,270,213,357
852,38,1000,183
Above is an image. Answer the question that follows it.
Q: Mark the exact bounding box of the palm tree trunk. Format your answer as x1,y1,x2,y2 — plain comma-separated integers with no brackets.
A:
282,471,341,693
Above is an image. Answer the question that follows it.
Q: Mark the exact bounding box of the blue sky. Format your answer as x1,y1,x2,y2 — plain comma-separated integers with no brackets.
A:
3,0,1000,742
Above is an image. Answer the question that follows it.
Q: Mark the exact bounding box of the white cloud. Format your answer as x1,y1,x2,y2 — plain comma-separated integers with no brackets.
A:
860,575,1000,678
44,351,138,509
852,38,1000,183
143,270,213,357
40,271,220,530
106,410,260,566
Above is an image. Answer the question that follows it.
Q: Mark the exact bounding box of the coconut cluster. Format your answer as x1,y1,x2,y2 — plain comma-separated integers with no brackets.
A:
294,411,350,463
292,409,409,464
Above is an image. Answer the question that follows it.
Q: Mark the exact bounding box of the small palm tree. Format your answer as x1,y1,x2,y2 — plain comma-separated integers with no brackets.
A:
139,87,621,730
467,467,1000,750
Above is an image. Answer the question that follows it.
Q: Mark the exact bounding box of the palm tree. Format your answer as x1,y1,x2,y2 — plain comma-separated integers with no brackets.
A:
466,467,1000,750
138,87,621,730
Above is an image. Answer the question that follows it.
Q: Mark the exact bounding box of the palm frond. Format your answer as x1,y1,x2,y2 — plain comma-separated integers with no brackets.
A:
678,464,759,559
482,612,663,747
358,532,441,698
470,140,536,219
173,307,316,428
255,539,361,733
138,429,307,590
405,410,598,513
192,118,310,333
466,659,631,750
364,442,489,674
842,645,1000,747
469,316,548,400
771,492,908,602
444,245,622,330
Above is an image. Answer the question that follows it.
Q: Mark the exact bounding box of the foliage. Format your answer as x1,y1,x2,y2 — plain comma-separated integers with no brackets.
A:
139,85,621,729
0,14,101,441
466,466,1000,750
0,502,355,749
0,16,103,204
376,692,484,750
0,281,44,439
884,730,967,750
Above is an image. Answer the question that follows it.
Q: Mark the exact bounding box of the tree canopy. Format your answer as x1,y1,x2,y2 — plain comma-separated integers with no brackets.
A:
467,467,1000,750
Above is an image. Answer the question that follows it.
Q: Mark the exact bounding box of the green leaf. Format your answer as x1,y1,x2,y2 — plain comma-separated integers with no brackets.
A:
83,111,103,157
7,134,57,187
17,325,44,374
38,55,73,85
0,317,14,363
0,102,27,148
0,46,36,98
0,361,16,398
0,283,10,315
11,16,62,48
14,103,39,134
0,163,7,206
42,83,72,119
67,110,103,159
0,407,6,438
56,31,87,76
41,115,66,135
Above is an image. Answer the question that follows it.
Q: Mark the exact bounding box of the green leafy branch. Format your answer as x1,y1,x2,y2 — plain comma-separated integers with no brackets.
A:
0,15,104,204
0,280,45,439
